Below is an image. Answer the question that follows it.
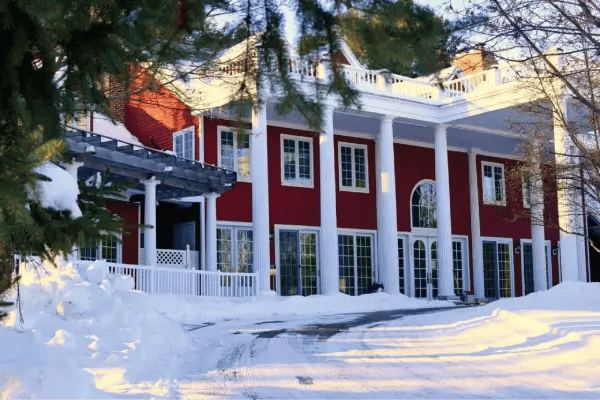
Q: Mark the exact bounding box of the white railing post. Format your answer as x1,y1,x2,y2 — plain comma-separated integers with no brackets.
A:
185,244,190,269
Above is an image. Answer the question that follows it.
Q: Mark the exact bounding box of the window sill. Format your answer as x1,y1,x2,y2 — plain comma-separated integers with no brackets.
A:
482,200,506,206
281,180,314,189
339,186,369,194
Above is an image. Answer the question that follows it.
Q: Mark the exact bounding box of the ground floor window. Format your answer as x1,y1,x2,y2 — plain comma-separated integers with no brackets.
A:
339,233,373,296
398,237,406,294
278,229,318,296
79,237,120,263
483,239,513,298
521,240,552,295
217,225,253,273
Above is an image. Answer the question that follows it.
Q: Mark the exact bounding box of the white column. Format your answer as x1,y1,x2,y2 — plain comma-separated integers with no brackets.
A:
142,176,160,266
468,149,485,300
554,92,580,281
205,193,218,272
376,115,400,293
200,198,206,270
251,102,271,292
319,104,340,294
530,160,548,291
434,125,455,298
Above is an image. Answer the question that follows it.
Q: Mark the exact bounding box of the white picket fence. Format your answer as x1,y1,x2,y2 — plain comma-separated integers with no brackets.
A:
75,261,258,297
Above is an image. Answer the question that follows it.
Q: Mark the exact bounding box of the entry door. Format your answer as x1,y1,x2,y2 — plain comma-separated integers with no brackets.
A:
173,221,196,250
483,240,512,299
412,237,438,300
278,230,318,296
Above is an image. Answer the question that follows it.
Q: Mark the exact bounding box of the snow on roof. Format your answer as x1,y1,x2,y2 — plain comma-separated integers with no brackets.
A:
91,113,143,146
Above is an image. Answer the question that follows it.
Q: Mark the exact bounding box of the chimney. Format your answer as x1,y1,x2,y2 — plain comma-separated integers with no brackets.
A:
452,45,497,75
103,75,126,124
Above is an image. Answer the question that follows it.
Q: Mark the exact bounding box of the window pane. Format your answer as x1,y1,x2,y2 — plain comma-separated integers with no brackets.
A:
338,235,355,295
217,228,233,272
300,232,318,296
283,139,297,180
184,130,193,160
80,242,98,261
220,131,235,171
494,166,504,202
398,238,405,294
354,148,366,189
237,133,251,178
340,146,353,187
452,241,463,296
237,229,253,273
174,135,183,158
497,243,511,297
483,241,497,298
356,236,372,295
102,237,118,263
298,140,311,181
412,183,437,228
483,165,494,203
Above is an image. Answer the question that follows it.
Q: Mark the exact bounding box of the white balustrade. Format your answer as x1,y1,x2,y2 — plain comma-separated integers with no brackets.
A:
74,260,258,297
139,248,200,269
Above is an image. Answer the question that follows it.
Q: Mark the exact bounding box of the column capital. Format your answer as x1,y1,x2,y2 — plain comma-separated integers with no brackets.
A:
141,176,161,187
469,147,481,156
435,124,449,133
322,101,336,114
204,192,220,200
380,114,394,124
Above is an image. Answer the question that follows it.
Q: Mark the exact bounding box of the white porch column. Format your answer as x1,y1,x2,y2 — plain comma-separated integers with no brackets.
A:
554,92,581,281
251,102,271,292
468,149,485,300
142,176,160,266
205,193,218,272
376,115,400,293
434,125,455,298
530,160,548,291
319,104,340,294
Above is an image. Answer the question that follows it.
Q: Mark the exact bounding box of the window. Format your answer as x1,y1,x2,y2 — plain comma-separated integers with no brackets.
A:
482,162,505,205
338,233,373,296
79,238,120,263
173,126,194,160
281,135,313,187
452,241,463,296
217,225,253,273
218,127,250,181
411,181,437,229
398,237,405,295
64,112,89,132
338,142,368,192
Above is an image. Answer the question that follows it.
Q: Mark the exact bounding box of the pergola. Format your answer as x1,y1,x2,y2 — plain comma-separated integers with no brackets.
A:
64,129,237,268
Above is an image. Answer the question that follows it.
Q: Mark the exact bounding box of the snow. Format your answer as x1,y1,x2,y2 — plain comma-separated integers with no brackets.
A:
33,162,82,218
1,258,600,398
91,113,143,146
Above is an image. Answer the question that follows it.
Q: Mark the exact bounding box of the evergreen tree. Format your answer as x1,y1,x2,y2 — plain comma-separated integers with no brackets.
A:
0,0,458,320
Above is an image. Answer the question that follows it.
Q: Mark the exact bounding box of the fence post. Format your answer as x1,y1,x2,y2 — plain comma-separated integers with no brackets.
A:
218,271,222,297
185,244,190,269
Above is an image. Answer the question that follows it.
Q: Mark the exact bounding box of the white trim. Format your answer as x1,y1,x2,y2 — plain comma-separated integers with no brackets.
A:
410,179,437,231
273,224,321,296
280,134,315,188
519,239,552,294
217,125,252,182
481,161,507,206
338,142,370,193
216,220,253,227
173,126,195,160
480,236,515,298
78,236,122,264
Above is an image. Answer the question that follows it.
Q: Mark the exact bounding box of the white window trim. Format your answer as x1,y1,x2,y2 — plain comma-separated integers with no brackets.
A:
217,126,252,182
216,221,254,273
78,237,122,263
519,239,553,293
337,229,377,293
481,236,515,298
481,161,506,206
280,134,314,188
173,126,195,160
410,179,437,233
338,142,369,193
274,224,321,296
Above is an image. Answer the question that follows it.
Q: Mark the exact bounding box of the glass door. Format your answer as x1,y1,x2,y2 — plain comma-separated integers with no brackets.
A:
483,240,513,299
278,230,318,296
412,237,438,300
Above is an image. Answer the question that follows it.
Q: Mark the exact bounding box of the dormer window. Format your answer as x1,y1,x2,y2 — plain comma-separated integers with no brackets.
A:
173,126,194,160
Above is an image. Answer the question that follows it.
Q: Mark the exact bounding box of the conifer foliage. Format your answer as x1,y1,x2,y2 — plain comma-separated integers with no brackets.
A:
0,0,456,319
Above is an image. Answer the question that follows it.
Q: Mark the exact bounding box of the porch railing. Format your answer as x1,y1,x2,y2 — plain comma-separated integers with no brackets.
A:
139,246,199,269
74,261,258,297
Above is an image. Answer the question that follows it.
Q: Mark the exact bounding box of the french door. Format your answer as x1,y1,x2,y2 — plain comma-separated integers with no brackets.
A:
278,230,318,296
522,241,551,295
338,233,374,296
412,237,438,300
483,240,513,299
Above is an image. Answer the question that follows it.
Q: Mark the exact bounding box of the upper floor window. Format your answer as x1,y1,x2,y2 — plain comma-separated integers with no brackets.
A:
281,135,313,187
412,180,437,229
338,142,368,192
173,126,194,160
218,126,250,181
482,162,505,205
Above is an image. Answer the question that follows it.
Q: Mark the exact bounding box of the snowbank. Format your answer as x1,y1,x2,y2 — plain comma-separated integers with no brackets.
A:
0,260,188,398
33,162,82,218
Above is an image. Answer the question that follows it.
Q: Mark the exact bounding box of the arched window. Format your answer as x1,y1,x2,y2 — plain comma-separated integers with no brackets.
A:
411,181,437,229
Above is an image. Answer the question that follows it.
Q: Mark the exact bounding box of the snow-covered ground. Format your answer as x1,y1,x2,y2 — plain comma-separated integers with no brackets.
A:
1,260,600,398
